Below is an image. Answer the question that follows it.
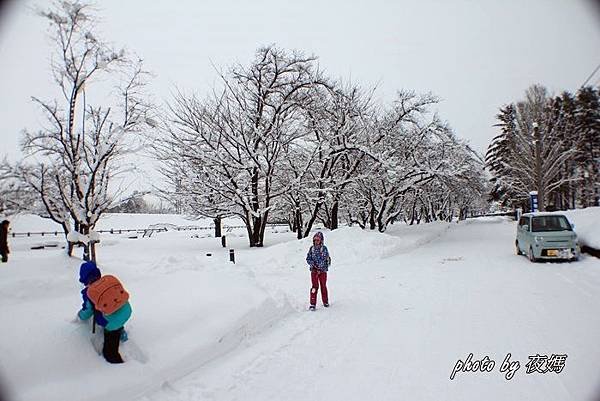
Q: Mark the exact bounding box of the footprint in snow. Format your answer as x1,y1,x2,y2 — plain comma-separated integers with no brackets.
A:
440,256,464,264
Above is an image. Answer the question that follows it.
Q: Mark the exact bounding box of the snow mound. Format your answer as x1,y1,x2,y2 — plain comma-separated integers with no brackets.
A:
561,207,600,249
0,235,292,401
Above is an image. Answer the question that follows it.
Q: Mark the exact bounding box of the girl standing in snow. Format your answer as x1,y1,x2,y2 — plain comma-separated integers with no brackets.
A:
306,231,331,310
77,261,131,364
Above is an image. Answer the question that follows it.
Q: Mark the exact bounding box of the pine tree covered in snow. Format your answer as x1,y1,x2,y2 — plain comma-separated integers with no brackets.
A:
486,84,600,211
574,86,600,207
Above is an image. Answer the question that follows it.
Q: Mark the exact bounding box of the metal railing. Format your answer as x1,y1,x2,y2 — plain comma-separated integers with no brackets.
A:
465,211,516,219
10,228,167,238
10,223,289,238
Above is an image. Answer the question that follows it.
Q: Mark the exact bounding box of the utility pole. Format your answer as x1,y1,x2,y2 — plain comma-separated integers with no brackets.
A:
532,122,545,212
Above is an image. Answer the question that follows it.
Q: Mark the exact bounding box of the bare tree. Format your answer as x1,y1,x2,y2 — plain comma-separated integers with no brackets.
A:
160,46,489,242
346,92,450,232
163,46,326,246
18,1,152,260
281,82,376,238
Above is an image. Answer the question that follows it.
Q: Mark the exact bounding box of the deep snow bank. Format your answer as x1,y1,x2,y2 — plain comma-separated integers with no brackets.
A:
0,230,291,401
0,218,449,401
239,223,452,272
561,206,600,249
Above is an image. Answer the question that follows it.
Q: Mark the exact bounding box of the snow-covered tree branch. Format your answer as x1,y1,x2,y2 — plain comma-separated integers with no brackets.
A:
12,1,153,260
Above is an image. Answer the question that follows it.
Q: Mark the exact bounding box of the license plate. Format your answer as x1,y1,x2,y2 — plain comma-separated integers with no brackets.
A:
547,249,558,257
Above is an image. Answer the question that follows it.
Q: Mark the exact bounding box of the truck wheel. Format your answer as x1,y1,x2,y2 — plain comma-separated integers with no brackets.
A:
515,241,522,255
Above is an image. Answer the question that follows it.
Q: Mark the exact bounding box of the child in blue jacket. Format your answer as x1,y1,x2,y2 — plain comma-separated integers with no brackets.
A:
77,261,132,364
306,231,331,310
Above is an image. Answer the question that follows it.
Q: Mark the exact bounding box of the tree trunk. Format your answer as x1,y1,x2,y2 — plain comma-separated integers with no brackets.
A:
322,205,332,230
295,203,303,240
258,212,268,247
214,216,222,238
250,216,261,247
330,201,339,230
64,222,74,257
81,224,90,261
90,241,97,262
247,213,268,247
409,198,417,225
423,206,431,223
289,211,296,232
369,204,376,230
376,200,387,232
249,167,262,247
244,215,253,246
303,201,322,238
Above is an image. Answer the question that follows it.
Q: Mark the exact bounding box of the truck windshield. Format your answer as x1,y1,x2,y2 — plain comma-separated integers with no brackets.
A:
531,216,572,232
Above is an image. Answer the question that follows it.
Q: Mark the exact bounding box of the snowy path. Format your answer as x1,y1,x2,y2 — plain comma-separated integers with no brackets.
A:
142,218,600,401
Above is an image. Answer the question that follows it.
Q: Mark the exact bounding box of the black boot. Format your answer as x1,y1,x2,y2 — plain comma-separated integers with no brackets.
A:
103,328,124,364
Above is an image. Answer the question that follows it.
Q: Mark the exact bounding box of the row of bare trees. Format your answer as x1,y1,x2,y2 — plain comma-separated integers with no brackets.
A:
157,47,488,246
1,1,487,254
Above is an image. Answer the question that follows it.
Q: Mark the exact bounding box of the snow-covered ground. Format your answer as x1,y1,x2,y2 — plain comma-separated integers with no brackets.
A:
1,212,599,401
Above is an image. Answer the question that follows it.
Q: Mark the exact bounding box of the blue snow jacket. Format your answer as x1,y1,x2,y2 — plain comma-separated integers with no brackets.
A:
306,231,331,272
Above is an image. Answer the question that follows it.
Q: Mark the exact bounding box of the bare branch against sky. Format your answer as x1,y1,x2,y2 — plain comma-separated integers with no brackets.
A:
1,0,599,192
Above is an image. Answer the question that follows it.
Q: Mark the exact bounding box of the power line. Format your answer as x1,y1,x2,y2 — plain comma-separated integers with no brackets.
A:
581,62,600,88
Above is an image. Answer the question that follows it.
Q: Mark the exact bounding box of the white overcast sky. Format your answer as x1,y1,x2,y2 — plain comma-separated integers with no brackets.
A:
1,0,599,182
